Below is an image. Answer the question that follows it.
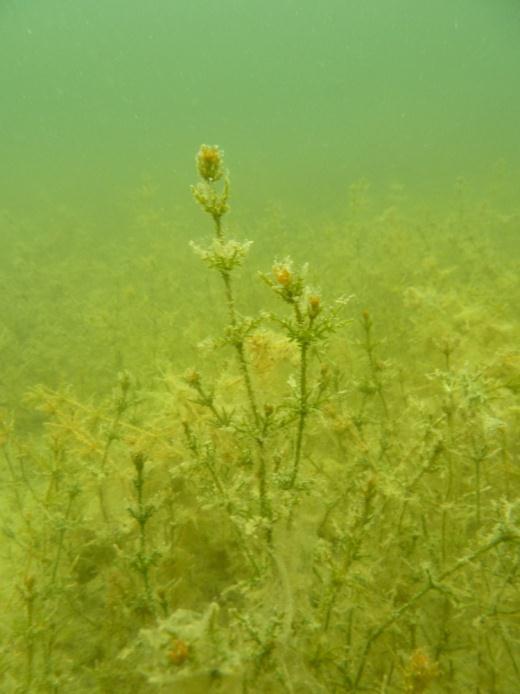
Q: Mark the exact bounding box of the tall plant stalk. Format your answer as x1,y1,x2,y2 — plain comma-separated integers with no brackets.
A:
191,144,259,426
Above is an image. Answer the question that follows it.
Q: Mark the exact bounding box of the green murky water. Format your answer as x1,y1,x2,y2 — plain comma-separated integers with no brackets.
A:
1,2,519,692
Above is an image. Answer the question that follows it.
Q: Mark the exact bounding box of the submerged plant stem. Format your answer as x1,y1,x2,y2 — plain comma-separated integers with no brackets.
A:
290,340,309,488
352,531,517,690
221,268,259,426
290,304,310,488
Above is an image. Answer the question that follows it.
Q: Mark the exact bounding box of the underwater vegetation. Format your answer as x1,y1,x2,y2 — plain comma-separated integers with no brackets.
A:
0,146,519,693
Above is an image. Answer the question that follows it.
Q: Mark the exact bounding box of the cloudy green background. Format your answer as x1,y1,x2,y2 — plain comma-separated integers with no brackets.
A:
1,0,519,219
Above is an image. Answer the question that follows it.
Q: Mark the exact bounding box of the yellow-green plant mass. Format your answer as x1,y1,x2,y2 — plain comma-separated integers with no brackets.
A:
0,146,519,694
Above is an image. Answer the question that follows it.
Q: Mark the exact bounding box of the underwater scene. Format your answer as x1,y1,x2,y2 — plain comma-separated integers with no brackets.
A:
1,1,519,692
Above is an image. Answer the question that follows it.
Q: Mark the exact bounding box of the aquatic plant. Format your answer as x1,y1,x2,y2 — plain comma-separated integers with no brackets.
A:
0,147,519,693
